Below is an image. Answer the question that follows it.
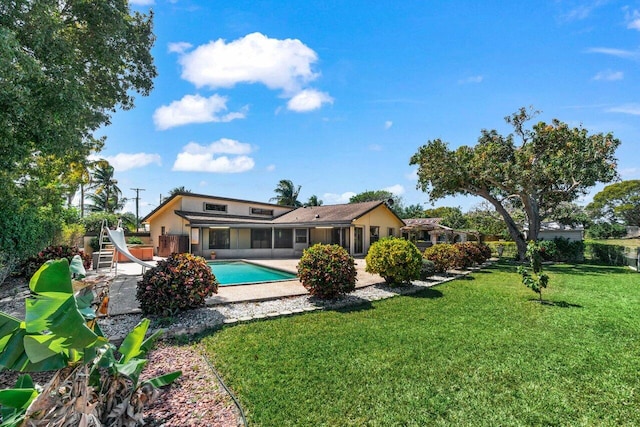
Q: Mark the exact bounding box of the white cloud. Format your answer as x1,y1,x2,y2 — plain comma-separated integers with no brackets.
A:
322,192,356,204
625,9,640,30
383,184,405,195
153,94,246,130
92,153,162,172
368,144,382,151
620,168,640,178
266,164,276,172
384,121,393,130
586,47,638,59
458,75,484,84
177,32,320,93
129,0,154,5
172,139,255,173
606,104,640,115
168,42,193,54
286,89,333,112
405,169,418,181
199,181,208,187
592,70,623,81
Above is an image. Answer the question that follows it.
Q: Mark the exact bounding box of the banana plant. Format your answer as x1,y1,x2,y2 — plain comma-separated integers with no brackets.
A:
0,257,181,427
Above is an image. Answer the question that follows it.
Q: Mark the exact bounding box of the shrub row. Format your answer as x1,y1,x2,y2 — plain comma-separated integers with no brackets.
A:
423,242,492,273
22,245,91,278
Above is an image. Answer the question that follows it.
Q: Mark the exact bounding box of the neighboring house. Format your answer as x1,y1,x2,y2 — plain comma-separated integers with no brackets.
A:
401,218,472,250
533,221,584,242
142,192,405,258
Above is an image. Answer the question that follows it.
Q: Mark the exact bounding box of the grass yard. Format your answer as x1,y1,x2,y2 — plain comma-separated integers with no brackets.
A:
200,263,640,426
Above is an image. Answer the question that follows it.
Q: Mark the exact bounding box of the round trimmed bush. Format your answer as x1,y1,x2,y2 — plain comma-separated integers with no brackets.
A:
365,237,422,285
423,243,462,273
297,244,357,299
420,259,436,280
137,253,218,315
455,242,488,268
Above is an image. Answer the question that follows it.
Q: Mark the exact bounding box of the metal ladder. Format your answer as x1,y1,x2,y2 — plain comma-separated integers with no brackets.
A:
96,219,115,274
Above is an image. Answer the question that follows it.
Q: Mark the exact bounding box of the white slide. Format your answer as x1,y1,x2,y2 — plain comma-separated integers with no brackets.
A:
106,227,155,271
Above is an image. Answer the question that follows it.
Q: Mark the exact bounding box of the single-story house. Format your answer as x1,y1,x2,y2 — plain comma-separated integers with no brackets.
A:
401,218,472,250
141,192,406,258
535,221,584,242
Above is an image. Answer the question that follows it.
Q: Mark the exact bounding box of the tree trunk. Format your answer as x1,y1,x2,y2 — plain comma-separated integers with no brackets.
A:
478,190,528,260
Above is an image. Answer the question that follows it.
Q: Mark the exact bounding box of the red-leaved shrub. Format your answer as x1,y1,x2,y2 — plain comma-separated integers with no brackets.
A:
297,244,357,299
136,253,218,315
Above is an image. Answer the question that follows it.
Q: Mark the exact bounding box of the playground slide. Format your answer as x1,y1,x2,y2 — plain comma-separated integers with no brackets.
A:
106,227,155,270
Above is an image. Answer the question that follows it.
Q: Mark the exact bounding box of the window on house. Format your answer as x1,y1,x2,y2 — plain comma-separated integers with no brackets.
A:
209,229,230,249
388,228,395,237
295,229,307,244
274,229,293,248
251,229,272,248
204,203,227,212
251,207,274,216
370,226,380,243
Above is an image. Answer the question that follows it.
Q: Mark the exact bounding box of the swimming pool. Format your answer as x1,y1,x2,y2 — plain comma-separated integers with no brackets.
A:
208,260,297,286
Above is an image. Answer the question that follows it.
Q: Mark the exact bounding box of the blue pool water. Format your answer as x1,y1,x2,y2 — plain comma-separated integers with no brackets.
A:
208,261,297,286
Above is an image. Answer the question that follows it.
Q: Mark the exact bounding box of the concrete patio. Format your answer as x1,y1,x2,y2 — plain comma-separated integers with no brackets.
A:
105,258,386,316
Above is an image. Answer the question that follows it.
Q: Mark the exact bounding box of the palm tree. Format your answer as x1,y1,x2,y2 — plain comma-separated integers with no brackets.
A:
168,186,192,197
86,160,126,213
270,179,302,207
305,195,323,207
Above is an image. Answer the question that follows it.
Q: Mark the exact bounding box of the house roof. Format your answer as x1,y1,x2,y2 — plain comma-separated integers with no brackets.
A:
272,200,405,227
174,210,274,227
402,218,453,231
142,192,288,223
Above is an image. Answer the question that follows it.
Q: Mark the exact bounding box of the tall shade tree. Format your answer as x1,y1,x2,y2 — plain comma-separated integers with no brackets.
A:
87,161,126,213
349,190,404,217
587,180,640,226
0,0,156,259
410,108,620,259
270,180,303,207
423,206,469,229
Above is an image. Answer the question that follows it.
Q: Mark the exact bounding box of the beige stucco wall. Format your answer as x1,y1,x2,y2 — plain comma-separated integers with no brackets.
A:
147,197,189,254
353,206,405,252
539,230,583,242
180,196,291,218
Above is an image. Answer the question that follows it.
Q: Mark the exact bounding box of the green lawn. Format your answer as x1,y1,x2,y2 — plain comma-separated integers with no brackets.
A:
200,263,640,426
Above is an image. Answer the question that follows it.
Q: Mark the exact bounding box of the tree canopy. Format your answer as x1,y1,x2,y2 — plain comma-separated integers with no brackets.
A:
270,180,302,207
587,180,640,226
0,0,156,260
410,108,619,259
423,206,469,229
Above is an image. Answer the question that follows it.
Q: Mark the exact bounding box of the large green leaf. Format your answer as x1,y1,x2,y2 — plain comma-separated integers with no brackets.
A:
0,375,39,427
118,319,150,363
114,359,147,386
143,370,182,389
29,259,72,294
25,292,97,349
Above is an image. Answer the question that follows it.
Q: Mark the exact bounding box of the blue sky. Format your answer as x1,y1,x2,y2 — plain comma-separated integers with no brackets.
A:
97,0,640,217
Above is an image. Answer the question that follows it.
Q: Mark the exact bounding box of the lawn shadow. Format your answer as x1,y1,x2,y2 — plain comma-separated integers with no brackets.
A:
528,298,583,308
409,287,444,299
309,295,374,313
548,264,632,276
371,282,445,299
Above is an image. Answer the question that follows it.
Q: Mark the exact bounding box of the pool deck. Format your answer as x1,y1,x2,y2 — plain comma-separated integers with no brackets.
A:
105,258,386,316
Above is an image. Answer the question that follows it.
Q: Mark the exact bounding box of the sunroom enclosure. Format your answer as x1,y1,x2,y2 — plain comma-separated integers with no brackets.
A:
188,225,357,259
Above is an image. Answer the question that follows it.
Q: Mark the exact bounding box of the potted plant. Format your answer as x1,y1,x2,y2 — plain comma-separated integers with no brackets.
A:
210,250,216,260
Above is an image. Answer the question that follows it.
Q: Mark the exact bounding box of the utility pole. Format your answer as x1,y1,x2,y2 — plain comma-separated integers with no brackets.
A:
131,188,145,231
